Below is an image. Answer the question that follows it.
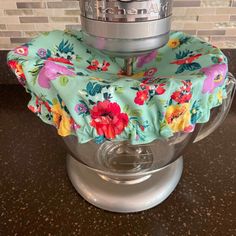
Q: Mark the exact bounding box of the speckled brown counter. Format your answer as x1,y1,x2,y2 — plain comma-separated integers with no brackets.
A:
0,50,236,236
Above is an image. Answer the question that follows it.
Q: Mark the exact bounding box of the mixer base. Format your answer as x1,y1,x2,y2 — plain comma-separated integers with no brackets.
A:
66,155,183,213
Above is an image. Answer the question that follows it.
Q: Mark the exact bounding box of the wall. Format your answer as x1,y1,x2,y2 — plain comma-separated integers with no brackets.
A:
0,0,235,49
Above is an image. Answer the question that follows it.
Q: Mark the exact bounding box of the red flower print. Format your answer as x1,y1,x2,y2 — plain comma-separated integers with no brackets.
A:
90,100,129,139
28,105,36,113
101,61,110,71
155,85,166,95
134,90,149,106
87,59,99,71
8,60,26,86
144,68,158,78
170,54,202,65
28,97,51,115
140,83,151,91
87,60,111,71
181,80,192,90
171,91,181,101
142,78,150,84
171,80,192,104
48,57,73,65
171,91,192,104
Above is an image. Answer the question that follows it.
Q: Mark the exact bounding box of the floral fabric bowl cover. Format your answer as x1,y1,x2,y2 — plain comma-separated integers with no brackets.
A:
8,30,228,144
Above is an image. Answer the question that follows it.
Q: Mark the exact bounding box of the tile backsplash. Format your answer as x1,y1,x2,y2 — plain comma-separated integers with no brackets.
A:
0,0,236,49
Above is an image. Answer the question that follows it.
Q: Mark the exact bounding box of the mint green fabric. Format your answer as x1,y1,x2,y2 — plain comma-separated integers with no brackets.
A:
7,30,228,144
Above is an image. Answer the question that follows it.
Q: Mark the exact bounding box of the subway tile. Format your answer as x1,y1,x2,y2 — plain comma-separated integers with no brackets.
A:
184,22,215,30
47,1,79,9
49,17,79,23
181,30,197,35
173,1,201,7
0,2,17,9
4,9,33,16
0,44,19,50
202,0,231,7
0,16,19,24
0,31,22,37
216,7,236,14
211,36,236,41
198,15,230,22
198,35,210,42
10,37,32,44
23,31,43,37
230,15,236,21
20,17,49,23
210,37,236,48
35,24,66,31
185,8,216,16
7,24,35,31
65,24,81,30
215,21,236,28
0,38,10,44
226,28,236,35
172,8,186,16
16,2,46,9
171,21,185,30
0,24,6,30
197,29,226,35
173,16,198,21
64,10,81,16
33,9,65,16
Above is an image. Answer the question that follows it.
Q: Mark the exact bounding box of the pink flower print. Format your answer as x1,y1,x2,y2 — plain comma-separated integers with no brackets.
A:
137,50,157,68
14,46,28,56
75,103,88,115
37,48,47,58
38,60,76,89
144,67,158,79
201,64,227,94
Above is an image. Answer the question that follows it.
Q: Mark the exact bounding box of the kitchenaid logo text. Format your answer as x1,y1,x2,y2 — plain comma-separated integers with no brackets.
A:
85,1,170,16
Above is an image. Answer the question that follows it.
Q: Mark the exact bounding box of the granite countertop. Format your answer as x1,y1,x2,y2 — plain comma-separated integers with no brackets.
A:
0,50,236,236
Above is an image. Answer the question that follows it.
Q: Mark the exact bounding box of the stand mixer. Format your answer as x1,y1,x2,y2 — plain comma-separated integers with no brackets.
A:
63,0,236,212
79,0,173,75
7,0,235,213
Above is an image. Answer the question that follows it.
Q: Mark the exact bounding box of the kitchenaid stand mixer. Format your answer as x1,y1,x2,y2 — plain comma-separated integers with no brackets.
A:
7,0,236,213
64,0,236,212
79,0,172,75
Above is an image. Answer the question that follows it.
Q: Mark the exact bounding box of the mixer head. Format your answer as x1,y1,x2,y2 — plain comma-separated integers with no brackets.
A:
79,0,173,58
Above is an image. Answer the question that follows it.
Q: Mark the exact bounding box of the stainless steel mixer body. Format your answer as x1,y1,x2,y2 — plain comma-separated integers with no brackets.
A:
79,0,173,57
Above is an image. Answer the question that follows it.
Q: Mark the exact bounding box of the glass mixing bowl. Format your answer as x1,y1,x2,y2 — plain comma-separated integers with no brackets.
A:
64,73,236,212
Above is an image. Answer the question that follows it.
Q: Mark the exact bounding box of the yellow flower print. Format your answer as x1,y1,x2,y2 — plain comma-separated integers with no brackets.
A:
131,71,145,79
51,102,71,136
217,90,223,103
167,38,180,49
165,103,191,132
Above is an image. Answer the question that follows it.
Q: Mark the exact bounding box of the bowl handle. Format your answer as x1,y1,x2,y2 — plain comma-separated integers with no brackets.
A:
194,73,236,143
